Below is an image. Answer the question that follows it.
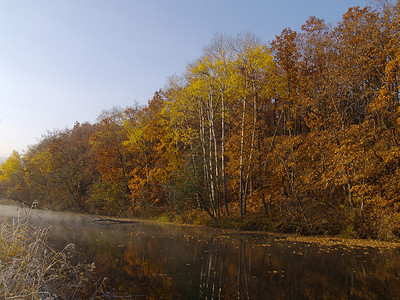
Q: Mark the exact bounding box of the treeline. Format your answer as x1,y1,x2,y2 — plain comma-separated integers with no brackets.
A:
1,3,400,239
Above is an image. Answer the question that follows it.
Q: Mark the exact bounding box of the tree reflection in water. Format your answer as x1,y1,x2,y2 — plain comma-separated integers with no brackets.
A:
58,224,400,300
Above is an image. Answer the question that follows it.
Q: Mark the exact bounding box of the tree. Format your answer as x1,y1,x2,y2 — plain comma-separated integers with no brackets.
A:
231,34,277,216
0,151,27,202
124,92,178,210
90,107,134,215
46,122,98,211
270,27,301,135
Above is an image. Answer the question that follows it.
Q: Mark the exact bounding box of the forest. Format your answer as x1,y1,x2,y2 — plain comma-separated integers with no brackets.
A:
1,2,400,240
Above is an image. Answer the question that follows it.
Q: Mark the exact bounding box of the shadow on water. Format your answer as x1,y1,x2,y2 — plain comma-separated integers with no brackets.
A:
1,204,400,299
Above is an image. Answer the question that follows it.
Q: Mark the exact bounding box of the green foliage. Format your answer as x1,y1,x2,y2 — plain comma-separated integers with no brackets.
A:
88,180,132,216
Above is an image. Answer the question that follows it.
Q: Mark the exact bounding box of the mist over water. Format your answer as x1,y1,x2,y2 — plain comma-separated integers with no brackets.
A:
0,204,87,226
1,204,400,299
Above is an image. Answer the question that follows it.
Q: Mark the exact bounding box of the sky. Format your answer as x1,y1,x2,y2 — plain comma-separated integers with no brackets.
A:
0,0,368,158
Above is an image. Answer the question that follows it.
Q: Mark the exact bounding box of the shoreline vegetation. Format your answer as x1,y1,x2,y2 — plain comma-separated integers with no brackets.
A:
0,214,96,299
1,2,400,241
1,200,398,250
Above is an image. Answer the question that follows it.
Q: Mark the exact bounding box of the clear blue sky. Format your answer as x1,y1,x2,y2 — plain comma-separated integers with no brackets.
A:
0,0,367,157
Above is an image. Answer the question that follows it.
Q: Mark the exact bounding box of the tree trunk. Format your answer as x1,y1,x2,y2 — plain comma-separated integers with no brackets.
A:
199,104,214,218
239,96,247,217
209,91,221,218
221,92,229,215
243,89,258,213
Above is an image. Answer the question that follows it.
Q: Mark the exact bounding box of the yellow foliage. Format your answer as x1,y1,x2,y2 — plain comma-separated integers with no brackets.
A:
0,151,22,182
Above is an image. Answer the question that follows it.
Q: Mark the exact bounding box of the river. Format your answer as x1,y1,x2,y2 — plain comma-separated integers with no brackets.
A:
1,204,400,299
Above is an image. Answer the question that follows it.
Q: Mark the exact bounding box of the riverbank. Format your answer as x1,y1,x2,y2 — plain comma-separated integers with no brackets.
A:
144,215,400,250
139,208,400,246
1,200,399,250
67,207,400,250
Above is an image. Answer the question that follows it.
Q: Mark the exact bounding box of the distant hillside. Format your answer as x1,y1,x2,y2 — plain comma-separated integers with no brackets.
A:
0,157,7,165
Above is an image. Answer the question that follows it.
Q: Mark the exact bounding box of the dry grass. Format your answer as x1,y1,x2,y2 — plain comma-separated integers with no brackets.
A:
0,215,94,299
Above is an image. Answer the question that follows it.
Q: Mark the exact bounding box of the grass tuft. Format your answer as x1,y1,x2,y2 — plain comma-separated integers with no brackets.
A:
0,216,94,299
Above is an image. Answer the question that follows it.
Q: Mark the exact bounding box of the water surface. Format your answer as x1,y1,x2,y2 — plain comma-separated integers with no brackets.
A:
1,205,399,299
